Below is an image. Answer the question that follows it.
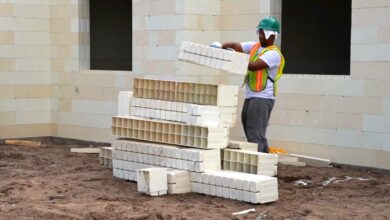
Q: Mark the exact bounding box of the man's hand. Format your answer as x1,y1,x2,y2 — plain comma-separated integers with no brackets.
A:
210,41,222,48
210,42,244,53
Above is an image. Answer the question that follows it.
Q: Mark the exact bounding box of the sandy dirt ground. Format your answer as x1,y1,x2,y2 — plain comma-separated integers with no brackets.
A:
0,138,389,220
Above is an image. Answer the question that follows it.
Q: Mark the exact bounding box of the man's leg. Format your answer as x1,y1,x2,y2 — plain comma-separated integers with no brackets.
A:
244,98,274,153
241,99,249,137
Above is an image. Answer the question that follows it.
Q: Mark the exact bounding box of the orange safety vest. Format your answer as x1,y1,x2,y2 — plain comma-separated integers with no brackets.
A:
244,43,285,96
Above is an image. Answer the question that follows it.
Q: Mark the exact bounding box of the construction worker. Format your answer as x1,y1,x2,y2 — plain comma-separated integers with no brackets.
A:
212,17,285,153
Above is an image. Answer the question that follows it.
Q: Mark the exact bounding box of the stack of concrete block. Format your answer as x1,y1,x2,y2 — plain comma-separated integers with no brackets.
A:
178,41,250,75
112,78,280,203
133,78,238,106
167,170,191,194
190,170,278,204
137,168,168,196
112,116,228,149
222,149,278,177
112,139,220,181
99,147,113,168
129,97,237,127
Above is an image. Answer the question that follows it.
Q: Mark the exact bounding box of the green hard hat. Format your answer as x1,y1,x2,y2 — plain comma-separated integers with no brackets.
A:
256,17,280,33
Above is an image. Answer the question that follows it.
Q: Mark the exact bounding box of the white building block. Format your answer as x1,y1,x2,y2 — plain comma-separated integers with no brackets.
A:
209,185,216,196
133,78,238,107
112,116,228,149
216,186,223,197
128,97,237,127
191,170,278,204
137,168,168,196
222,149,278,176
179,41,249,75
167,170,191,194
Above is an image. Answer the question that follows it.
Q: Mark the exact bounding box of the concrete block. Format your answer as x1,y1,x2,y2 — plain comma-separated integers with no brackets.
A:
188,161,195,171
15,32,49,45
118,169,124,179
222,187,230,198
117,91,133,116
159,157,166,167
201,173,209,184
16,58,50,71
178,0,219,15
216,186,223,197
191,182,197,192
279,78,364,97
145,15,184,30
221,0,259,14
229,188,237,200
268,124,384,150
175,159,183,169
14,4,49,18
16,111,52,124
220,14,259,31
196,183,203,193
113,168,119,178
222,148,278,176
123,170,129,180
209,185,216,196
0,32,14,45
168,185,191,194
196,172,203,183
137,168,168,196
351,44,390,62
179,41,249,75
243,191,250,203
190,172,197,182
112,116,228,149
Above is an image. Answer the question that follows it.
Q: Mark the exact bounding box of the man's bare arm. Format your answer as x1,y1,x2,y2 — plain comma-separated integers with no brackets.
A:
221,42,244,53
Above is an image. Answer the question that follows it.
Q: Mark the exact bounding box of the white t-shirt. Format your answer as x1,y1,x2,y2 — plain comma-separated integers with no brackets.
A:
241,41,281,100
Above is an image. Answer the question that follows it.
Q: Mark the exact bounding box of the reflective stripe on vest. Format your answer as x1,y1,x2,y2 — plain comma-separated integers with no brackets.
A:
245,43,285,96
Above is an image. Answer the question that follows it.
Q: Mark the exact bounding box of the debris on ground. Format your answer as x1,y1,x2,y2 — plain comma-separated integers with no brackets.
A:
232,208,256,216
322,177,337,186
256,211,274,220
294,179,313,187
322,176,377,186
5,139,43,147
70,147,101,153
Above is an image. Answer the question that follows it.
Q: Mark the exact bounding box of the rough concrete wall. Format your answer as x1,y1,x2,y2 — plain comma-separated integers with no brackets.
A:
54,0,129,142
56,0,226,142
0,0,56,138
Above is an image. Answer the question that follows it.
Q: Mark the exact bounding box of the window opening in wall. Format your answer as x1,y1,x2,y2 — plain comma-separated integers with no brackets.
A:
281,0,351,75
90,0,132,71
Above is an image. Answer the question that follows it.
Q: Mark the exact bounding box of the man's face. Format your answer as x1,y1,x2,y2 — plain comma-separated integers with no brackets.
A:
258,29,266,45
258,28,275,46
